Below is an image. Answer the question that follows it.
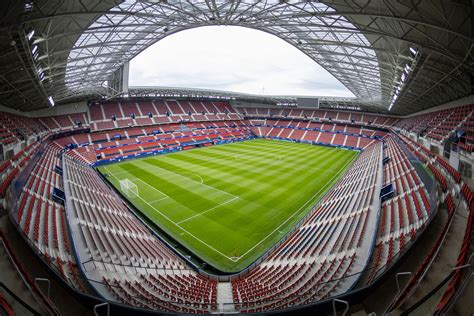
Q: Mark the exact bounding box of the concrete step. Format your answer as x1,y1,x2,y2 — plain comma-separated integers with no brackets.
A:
0,237,45,314
217,282,235,313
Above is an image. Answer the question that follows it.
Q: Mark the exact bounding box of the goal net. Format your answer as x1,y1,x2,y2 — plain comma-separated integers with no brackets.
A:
119,179,138,198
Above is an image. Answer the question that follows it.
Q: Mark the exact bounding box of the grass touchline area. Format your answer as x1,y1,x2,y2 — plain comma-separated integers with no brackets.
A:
98,139,358,272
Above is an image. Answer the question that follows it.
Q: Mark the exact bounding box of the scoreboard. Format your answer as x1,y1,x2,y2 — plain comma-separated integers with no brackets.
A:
296,97,319,108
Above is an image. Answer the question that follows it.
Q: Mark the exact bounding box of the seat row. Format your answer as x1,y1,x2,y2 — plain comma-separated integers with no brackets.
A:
251,125,379,149
395,103,474,149
0,142,41,199
365,136,430,284
88,100,240,131
232,142,383,312
242,108,399,127
63,154,220,312
14,143,86,292
0,111,48,146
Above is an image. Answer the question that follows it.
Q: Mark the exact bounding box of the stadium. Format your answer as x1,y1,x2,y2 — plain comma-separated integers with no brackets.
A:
0,1,473,315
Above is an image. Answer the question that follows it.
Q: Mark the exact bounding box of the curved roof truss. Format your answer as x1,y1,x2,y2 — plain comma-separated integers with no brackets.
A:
65,1,382,103
1,0,472,114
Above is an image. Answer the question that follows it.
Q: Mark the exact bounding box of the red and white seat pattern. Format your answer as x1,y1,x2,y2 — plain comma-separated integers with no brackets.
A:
15,143,86,291
87,100,241,131
54,121,250,163
0,142,41,199
63,154,219,313
231,142,382,312
103,273,217,313
0,111,48,146
249,119,382,149
365,136,430,283
395,103,474,149
240,108,399,127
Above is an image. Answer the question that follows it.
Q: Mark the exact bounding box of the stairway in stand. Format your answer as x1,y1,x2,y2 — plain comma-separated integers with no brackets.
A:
218,282,235,313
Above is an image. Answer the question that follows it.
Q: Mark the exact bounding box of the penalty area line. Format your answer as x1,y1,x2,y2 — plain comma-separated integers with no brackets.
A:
176,196,239,225
234,153,358,262
104,166,237,262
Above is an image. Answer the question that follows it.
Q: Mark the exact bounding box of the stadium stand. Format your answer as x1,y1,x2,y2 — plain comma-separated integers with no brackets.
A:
386,193,457,311
63,153,219,313
1,0,473,313
364,136,431,283
249,119,383,150
53,120,251,163
14,142,87,292
231,142,382,312
0,100,472,315
87,100,241,131
0,112,48,146
0,231,60,315
395,103,474,151
240,108,399,128
39,113,89,131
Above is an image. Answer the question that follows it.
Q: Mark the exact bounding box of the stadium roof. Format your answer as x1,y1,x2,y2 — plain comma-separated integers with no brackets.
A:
0,0,472,115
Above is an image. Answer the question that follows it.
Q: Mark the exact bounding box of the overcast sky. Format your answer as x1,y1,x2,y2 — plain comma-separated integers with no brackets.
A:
129,26,353,97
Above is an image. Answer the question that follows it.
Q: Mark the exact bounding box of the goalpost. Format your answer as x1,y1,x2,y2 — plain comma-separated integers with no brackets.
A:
119,179,138,198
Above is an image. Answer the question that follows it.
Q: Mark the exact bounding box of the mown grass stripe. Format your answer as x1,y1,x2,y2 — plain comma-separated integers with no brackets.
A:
99,139,357,272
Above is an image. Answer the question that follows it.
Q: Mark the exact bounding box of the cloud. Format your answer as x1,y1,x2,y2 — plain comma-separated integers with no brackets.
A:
129,26,354,97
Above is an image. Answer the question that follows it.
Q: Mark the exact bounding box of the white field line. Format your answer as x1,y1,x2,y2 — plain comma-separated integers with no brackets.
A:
149,196,169,204
177,196,239,225
235,152,359,261
219,146,341,174
112,162,237,199
104,166,169,201
107,167,204,184
180,172,204,184
103,149,358,263
134,178,169,200
105,166,238,262
148,163,238,199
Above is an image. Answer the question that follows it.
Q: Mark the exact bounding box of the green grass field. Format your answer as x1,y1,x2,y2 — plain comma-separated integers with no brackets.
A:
98,139,358,272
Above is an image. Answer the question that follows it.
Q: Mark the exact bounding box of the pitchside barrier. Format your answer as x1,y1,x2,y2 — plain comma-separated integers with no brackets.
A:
252,122,384,140
91,137,254,167
257,135,363,151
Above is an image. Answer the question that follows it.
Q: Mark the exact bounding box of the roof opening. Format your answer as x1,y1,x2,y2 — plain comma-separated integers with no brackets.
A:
129,26,354,97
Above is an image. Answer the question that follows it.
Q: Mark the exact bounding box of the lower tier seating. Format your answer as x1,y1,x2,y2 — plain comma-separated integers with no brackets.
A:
249,119,382,150
63,153,219,313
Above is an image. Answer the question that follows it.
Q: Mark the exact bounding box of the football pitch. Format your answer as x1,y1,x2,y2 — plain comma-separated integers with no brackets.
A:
98,139,358,272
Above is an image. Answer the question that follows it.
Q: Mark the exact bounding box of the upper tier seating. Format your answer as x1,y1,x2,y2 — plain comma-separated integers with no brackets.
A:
87,100,241,131
0,112,48,146
39,113,89,131
240,107,399,127
394,103,474,149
